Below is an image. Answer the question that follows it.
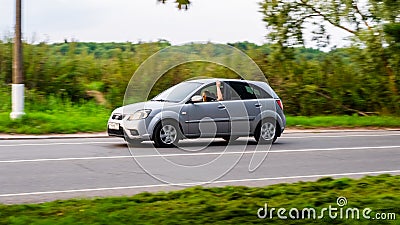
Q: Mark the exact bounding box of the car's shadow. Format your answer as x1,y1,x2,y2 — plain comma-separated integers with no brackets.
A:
111,143,131,148
112,138,283,149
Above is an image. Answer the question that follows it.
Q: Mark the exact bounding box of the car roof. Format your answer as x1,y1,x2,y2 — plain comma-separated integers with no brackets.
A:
186,78,261,84
186,78,270,87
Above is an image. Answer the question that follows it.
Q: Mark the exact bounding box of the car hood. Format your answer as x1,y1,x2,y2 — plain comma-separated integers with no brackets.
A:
112,101,179,115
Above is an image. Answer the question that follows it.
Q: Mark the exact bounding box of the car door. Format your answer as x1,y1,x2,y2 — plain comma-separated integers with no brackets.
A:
182,83,230,137
223,81,262,135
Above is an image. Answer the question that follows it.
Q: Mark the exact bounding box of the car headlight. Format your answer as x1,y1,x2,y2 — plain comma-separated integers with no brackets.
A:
127,109,151,120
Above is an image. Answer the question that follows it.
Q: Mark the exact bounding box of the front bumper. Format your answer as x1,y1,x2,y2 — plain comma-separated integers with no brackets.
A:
107,126,124,138
107,119,151,141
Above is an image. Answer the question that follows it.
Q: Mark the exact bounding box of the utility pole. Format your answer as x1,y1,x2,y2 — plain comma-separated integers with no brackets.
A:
10,0,25,119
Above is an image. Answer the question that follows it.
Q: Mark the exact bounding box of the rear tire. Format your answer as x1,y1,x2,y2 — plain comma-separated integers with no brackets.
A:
153,120,180,148
254,118,278,144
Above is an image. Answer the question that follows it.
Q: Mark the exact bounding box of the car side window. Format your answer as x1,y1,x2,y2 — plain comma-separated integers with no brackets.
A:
226,81,256,100
194,83,224,102
249,84,272,99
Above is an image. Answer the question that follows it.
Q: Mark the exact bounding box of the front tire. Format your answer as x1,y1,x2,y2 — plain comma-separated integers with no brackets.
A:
254,119,278,144
153,120,180,148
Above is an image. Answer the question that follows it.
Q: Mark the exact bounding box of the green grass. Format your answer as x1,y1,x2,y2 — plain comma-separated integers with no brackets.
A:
0,87,112,134
0,101,111,134
0,175,399,224
1,114,399,135
0,89,399,134
286,115,400,128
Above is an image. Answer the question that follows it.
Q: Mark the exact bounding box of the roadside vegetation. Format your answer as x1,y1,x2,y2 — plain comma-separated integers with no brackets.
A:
0,40,399,116
0,86,110,134
0,83,398,134
0,107,109,134
0,41,399,134
286,115,400,129
1,113,399,134
1,0,399,134
0,174,398,224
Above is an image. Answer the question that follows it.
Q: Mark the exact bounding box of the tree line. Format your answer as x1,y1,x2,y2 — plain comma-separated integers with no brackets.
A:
0,39,398,116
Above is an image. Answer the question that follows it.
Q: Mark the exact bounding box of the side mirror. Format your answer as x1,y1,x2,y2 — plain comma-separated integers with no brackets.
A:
190,95,203,103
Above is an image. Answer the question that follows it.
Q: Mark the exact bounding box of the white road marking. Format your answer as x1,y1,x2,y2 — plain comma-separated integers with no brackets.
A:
0,170,399,198
0,145,399,163
0,132,399,148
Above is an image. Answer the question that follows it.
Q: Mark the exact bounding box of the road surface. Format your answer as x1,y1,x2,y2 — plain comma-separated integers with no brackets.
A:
0,130,399,204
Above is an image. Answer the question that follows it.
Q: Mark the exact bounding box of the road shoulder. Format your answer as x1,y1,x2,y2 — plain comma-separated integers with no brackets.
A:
1,127,399,140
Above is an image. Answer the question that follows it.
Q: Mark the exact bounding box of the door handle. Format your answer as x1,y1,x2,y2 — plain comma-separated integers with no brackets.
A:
255,103,262,108
218,105,226,110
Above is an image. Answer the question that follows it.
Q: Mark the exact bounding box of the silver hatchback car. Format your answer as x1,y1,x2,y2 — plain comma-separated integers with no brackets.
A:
108,79,286,147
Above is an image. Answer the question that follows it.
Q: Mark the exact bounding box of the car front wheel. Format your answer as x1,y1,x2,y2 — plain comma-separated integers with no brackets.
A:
153,120,180,148
255,119,278,144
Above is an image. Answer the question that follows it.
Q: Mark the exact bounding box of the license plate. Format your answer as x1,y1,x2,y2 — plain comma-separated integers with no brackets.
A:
108,122,120,130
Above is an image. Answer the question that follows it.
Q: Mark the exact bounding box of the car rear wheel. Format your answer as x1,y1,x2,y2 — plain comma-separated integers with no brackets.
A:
255,119,278,144
153,120,180,148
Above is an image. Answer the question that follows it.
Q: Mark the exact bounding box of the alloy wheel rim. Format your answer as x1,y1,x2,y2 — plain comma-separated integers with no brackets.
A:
260,122,275,141
160,124,177,144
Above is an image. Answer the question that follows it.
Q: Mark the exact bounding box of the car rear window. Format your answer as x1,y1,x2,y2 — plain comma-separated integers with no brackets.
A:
226,81,272,100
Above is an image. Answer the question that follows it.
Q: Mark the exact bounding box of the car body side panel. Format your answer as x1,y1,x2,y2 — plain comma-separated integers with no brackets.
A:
220,100,253,135
183,101,230,136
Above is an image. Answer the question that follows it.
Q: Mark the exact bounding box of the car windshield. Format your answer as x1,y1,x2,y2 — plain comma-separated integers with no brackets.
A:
152,82,203,103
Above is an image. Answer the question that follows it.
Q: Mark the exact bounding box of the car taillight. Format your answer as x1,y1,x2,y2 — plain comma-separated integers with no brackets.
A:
276,99,283,110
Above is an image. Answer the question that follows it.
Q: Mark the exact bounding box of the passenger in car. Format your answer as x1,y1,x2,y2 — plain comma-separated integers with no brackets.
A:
202,90,214,102
216,80,223,101
202,81,224,102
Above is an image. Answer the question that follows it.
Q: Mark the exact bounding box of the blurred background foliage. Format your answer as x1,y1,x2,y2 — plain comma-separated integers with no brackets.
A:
259,0,400,115
0,39,398,116
0,0,400,116
0,0,399,116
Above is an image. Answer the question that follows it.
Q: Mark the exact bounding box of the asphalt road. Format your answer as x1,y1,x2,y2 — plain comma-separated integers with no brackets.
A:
0,130,399,204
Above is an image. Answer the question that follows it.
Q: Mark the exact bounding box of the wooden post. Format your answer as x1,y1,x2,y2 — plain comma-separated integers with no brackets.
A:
10,0,25,119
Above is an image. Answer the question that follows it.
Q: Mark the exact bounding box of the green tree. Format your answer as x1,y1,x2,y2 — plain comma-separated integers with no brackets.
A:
260,0,400,114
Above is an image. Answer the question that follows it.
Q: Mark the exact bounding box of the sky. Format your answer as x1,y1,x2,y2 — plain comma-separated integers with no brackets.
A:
0,0,351,48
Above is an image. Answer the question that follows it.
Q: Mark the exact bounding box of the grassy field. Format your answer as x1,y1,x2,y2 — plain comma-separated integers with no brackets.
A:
0,91,399,134
0,99,110,134
0,174,398,224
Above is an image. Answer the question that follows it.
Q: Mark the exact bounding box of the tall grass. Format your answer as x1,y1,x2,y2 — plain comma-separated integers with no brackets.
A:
0,86,111,134
1,86,399,134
